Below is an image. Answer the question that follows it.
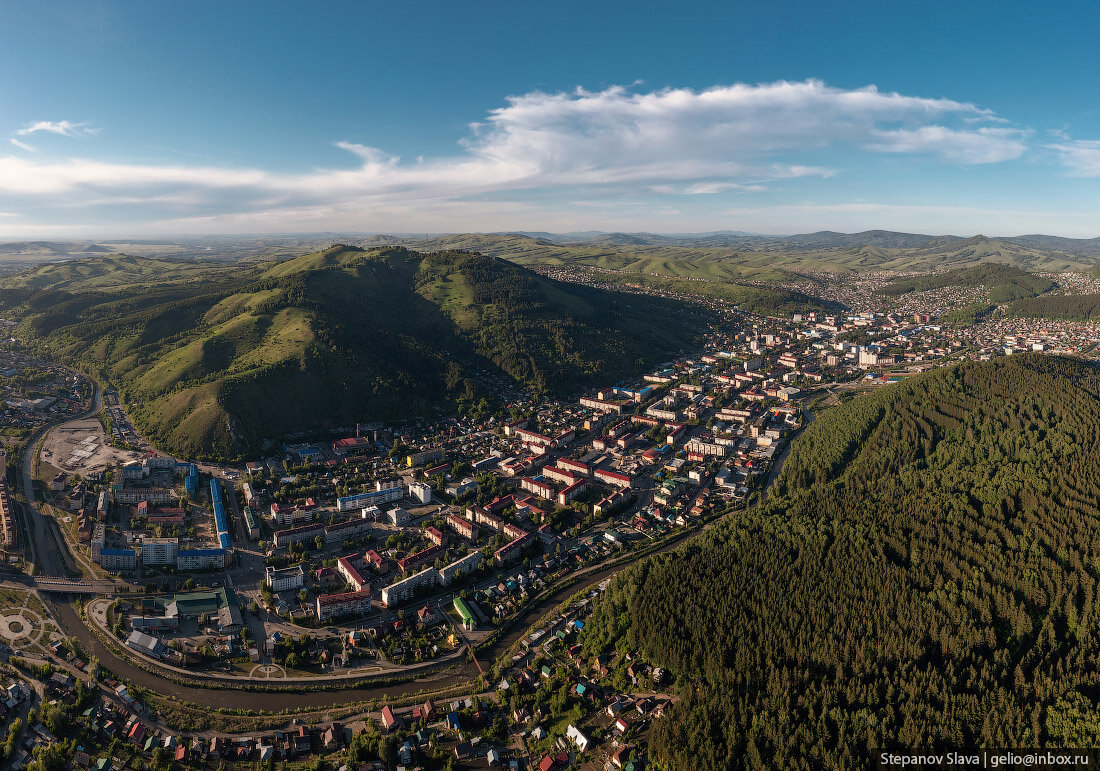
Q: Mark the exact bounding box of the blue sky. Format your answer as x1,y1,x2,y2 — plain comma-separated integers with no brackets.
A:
4,0,1100,237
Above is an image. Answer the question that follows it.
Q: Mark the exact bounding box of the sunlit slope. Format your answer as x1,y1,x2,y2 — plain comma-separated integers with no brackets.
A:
0,246,709,457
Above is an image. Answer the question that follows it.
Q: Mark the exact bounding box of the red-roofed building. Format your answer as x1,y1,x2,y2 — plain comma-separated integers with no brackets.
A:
333,437,374,456
336,555,368,592
315,589,372,622
425,526,445,547
558,478,590,506
594,468,635,488
397,543,442,573
557,458,591,477
447,513,478,540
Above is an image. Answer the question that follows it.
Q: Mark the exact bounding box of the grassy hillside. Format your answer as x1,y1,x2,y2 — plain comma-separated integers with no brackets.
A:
583,355,1100,768
881,263,1057,303
360,232,1097,278
0,247,709,458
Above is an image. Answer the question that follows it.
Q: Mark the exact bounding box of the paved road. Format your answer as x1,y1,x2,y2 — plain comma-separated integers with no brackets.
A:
44,512,714,710
22,390,817,712
20,384,102,577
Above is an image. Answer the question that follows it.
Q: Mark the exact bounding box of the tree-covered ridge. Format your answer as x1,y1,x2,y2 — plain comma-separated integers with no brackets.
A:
582,355,1100,769
881,263,1056,303
1009,293,1100,320
0,246,709,457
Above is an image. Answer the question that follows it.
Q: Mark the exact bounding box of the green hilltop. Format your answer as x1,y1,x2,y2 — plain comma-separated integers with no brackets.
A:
582,355,1100,768
881,262,1057,303
0,246,714,458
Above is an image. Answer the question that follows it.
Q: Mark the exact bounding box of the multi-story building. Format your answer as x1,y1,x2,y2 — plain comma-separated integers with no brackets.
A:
397,544,442,573
557,458,592,477
100,548,137,572
365,549,389,573
594,468,635,488
337,482,403,512
243,506,260,540
315,589,372,622
579,397,625,414
406,448,444,468
270,499,317,528
324,517,372,544
176,548,227,571
90,524,106,562
541,466,576,485
114,486,175,505
380,568,439,607
595,488,633,516
337,555,369,592
494,532,532,566
265,565,305,592
0,483,14,548
684,438,728,458
408,481,432,505
558,478,590,506
425,526,445,547
520,477,555,500
447,513,478,540
273,522,325,550
439,552,482,585
140,537,178,566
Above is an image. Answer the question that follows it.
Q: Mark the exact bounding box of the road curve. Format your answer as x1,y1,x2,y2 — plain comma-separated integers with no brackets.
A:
36,393,812,712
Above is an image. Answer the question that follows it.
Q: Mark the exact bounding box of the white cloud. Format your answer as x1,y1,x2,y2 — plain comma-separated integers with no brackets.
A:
1049,138,1100,176
15,120,96,138
460,80,1022,185
652,181,768,195
869,126,1029,163
0,81,1029,232
8,138,35,152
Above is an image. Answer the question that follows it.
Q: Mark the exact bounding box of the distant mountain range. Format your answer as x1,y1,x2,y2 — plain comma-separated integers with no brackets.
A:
353,231,1099,276
512,229,1100,257
6,229,1100,271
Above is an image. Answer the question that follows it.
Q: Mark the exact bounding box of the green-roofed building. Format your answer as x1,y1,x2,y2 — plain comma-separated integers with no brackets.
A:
160,587,239,619
243,505,259,539
453,597,475,630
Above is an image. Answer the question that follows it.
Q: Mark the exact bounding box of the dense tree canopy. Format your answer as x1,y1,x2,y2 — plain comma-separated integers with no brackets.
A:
583,355,1100,769
881,264,1055,303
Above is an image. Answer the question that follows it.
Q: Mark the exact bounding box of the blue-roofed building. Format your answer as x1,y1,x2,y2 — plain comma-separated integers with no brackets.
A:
210,478,233,549
99,548,137,571
176,548,226,571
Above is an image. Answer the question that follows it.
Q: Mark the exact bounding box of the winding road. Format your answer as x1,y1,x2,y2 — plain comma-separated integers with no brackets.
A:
20,384,813,712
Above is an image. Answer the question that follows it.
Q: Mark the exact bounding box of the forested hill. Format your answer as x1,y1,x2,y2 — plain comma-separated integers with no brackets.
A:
1009,292,1100,320
582,355,1100,769
0,247,711,458
881,263,1056,303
